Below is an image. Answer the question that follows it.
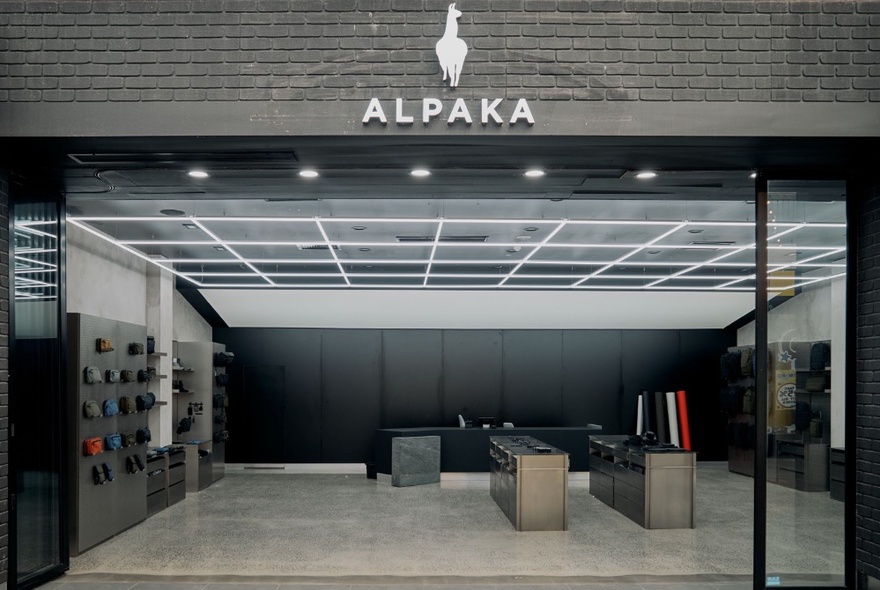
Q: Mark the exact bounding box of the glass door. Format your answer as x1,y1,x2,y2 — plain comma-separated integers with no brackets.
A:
11,200,68,588
761,180,847,588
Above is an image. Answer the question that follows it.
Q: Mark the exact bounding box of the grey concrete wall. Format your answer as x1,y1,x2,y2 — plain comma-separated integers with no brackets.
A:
0,0,879,137
65,223,148,325
172,290,212,343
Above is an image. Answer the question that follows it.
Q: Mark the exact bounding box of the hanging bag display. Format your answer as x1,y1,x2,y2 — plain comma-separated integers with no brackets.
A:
96,338,114,353
129,342,144,355
103,398,119,416
83,437,103,456
105,369,121,383
136,427,152,444
121,369,135,383
104,433,123,450
83,400,102,418
84,366,103,384
119,396,137,414
137,368,152,382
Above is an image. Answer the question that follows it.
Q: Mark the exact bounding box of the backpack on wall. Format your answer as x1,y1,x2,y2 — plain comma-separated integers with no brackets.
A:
83,400,101,418
119,396,137,414
104,433,122,450
83,437,103,456
122,432,137,447
147,336,155,354
136,427,152,444
105,369,121,383
103,398,119,416
137,369,152,383
84,366,103,384
129,342,144,355
136,393,155,411
96,338,114,353
121,369,135,383
810,342,830,371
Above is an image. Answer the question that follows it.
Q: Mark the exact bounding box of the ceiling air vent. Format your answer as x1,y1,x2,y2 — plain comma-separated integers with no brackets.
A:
396,235,489,243
296,244,340,250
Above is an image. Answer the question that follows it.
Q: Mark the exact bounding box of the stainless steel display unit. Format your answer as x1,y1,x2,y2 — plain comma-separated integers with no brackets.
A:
490,436,569,532
589,436,696,530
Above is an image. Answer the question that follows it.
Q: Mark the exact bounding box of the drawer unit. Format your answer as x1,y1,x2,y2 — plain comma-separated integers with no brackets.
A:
829,447,845,502
168,481,186,506
775,438,829,492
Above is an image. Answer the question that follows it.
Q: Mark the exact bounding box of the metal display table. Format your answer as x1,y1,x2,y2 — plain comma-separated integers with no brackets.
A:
490,436,569,532
589,436,696,529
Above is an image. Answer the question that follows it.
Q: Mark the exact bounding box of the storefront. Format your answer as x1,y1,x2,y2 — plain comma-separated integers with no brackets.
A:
1,1,879,589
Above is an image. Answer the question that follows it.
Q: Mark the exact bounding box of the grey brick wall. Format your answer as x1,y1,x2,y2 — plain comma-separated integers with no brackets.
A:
0,0,877,103
857,184,880,584
0,170,9,585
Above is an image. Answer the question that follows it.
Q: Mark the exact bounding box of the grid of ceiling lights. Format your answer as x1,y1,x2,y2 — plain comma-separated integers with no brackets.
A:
67,214,847,292
14,221,59,301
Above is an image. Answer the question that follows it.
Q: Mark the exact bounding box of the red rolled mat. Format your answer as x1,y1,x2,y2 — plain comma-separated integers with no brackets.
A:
676,389,692,451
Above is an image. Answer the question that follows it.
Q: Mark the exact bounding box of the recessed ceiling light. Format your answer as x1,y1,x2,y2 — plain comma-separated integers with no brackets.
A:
410,168,431,177
299,169,319,178
524,226,539,232
750,172,757,179
352,225,367,231
550,198,564,202
524,169,545,178
183,223,198,230
688,229,704,234
160,209,186,216
635,171,657,179
359,247,371,252
506,247,520,253
214,246,226,251
187,170,209,179
647,250,661,255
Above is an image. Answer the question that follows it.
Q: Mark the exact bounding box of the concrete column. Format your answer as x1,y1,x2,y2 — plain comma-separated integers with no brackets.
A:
145,265,174,446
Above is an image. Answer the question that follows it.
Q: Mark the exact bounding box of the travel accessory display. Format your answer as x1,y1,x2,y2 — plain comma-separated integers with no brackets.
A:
122,432,137,447
120,369,135,383
119,396,137,414
172,379,188,393
92,465,107,485
104,433,123,450
215,372,229,387
83,437,103,456
172,357,189,371
105,369,121,383
137,368,152,382
102,462,115,482
96,338,114,353
136,427,152,444
125,456,138,474
83,400,101,418
147,335,155,354
102,398,119,416
129,342,144,355
84,366,103,384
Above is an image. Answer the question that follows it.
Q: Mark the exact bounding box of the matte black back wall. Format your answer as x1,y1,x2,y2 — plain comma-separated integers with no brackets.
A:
215,327,733,464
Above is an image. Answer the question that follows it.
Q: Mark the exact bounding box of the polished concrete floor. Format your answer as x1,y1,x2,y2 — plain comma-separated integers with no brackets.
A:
37,463,844,589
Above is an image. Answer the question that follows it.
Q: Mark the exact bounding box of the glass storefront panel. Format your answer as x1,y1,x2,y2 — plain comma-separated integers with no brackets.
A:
764,180,847,588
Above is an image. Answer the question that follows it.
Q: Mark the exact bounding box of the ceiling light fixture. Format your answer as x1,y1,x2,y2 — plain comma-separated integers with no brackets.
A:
314,219,351,286
187,170,209,179
410,168,431,177
750,172,757,179
359,247,372,252
352,225,367,231
635,171,657,179
159,209,186,217
183,223,198,230
299,169,319,178
688,229,704,234
524,227,539,232
524,169,545,178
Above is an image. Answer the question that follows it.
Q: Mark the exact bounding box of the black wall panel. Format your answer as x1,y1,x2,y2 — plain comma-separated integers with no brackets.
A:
241,365,285,463
216,327,733,463
442,331,503,423
502,331,563,427
381,331,442,428
562,331,623,433
321,330,381,463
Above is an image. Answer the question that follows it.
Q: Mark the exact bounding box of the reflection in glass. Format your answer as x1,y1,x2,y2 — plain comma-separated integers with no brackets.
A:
765,181,846,587
13,202,64,583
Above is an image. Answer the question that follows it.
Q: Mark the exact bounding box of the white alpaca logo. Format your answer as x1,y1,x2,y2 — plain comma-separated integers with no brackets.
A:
436,3,468,88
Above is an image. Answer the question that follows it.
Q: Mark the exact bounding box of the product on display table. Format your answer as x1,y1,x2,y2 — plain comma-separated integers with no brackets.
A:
665,391,680,447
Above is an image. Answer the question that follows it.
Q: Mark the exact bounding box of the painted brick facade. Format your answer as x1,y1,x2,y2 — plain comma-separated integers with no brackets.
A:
857,183,880,586
0,0,878,104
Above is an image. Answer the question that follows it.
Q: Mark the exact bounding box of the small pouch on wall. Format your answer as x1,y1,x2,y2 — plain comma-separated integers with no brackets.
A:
84,366,103,384
119,396,137,414
104,433,123,450
136,427,152,444
96,338,114,353
121,369,135,383
126,456,138,474
129,342,144,355
176,417,192,435
83,437,103,456
122,432,137,447
93,465,107,485
103,398,119,416
106,369,121,383
83,400,101,418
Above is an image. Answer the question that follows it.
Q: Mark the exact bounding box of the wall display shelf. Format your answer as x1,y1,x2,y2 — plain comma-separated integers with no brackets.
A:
67,313,150,555
589,436,695,529
490,436,568,531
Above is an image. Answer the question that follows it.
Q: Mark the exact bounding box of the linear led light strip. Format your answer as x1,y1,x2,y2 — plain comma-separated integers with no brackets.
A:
647,224,806,289
573,223,688,287
67,219,203,287
314,219,350,287
13,256,57,269
424,220,444,286
714,247,846,289
497,221,568,286
190,219,274,286
182,272,768,281
15,225,57,239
